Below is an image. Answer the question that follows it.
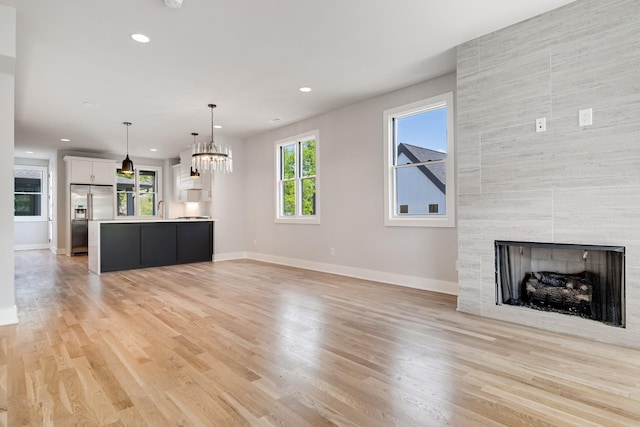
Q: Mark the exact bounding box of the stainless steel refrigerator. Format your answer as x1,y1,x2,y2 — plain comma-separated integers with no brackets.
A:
70,184,114,255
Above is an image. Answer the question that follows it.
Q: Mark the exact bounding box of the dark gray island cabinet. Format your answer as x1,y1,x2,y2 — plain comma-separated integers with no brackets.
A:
88,219,214,274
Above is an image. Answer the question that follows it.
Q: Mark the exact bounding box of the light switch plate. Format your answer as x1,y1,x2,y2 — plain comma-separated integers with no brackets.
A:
579,108,593,126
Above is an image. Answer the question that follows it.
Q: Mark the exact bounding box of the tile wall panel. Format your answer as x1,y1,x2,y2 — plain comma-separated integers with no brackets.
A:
456,0,640,347
456,40,479,80
474,51,552,131
456,146,481,195
553,186,640,268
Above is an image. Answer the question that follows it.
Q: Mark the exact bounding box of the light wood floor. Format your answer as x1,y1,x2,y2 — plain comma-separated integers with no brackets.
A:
2,251,640,426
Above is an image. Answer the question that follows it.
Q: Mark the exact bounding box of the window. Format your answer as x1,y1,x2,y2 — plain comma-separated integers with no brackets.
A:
275,130,319,223
383,92,455,227
117,166,161,217
14,165,47,221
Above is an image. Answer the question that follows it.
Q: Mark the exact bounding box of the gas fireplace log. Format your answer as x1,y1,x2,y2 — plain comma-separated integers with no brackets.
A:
522,271,593,308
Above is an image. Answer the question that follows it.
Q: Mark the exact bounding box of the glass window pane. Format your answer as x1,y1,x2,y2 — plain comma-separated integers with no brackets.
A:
301,139,316,177
117,193,135,216
395,107,447,166
282,181,295,216
281,145,296,180
301,177,316,215
138,192,156,216
395,164,446,215
139,170,157,193
117,170,135,192
14,194,41,216
15,177,42,193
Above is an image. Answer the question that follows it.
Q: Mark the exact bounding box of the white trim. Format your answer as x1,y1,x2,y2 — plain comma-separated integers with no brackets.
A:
383,92,455,227
213,251,248,262
274,130,320,224
51,246,66,255
244,252,458,296
14,243,50,251
0,306,18,326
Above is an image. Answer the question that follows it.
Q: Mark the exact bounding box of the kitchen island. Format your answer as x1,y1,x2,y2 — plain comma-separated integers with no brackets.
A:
88,218,215,274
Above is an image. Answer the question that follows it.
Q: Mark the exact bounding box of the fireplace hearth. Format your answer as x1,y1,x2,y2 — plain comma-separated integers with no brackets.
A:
495,241,625,327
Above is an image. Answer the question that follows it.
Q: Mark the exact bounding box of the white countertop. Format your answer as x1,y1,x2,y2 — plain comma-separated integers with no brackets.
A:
91,218,217,224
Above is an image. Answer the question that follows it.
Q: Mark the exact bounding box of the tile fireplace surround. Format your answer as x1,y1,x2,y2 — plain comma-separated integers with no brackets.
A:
455,0,640,347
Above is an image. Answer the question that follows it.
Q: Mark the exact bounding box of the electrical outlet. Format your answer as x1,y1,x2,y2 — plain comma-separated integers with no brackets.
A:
536,118,547,132
579,108,593,126
253,240,258,247
330,247,335,256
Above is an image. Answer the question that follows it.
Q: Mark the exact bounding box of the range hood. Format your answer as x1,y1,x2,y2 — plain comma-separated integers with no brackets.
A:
181,189,205,202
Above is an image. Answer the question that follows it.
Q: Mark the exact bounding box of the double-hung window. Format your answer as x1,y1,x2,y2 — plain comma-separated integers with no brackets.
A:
383,92,455,227
117,166,161,217
275,130,319,224
14,165,47,221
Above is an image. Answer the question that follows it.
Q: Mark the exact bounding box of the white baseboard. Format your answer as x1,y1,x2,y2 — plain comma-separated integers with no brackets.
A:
52,247,66,255
243,252,458,296
14,243,50,251
213,251,248,262
0,305,18,325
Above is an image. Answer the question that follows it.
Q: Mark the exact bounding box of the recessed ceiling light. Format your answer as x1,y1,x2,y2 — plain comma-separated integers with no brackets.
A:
25,151,34,154
299,87,312,93
131,33,151,43
60,138,70,142
149,148,158,152
213,125,222,129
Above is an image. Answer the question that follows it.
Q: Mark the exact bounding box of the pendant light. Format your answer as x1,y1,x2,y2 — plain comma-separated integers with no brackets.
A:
191,104,232,173
190,132,200,178
121,121,134,175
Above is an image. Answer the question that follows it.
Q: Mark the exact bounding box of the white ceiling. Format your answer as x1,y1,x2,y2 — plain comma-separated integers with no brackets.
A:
7,0,576,160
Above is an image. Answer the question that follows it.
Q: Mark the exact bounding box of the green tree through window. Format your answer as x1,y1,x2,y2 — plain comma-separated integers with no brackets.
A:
300,139,316,215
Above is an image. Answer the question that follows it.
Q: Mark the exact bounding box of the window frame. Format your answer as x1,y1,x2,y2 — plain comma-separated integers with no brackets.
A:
14,165,48,222
116,165,162,218
383,92,455,227
275,130,320,224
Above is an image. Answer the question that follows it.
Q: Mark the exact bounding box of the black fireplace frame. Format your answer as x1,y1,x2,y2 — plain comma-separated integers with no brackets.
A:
495,240,626,327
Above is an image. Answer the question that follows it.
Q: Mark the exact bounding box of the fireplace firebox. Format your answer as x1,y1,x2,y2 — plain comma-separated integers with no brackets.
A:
495,241,625,327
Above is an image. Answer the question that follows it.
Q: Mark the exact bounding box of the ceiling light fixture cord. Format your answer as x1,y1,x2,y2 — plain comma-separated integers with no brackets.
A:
190,132,200,178
210,104,215,150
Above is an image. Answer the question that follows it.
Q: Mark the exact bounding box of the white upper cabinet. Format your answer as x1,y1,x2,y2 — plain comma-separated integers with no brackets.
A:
65,157,116,185
88,160,115,184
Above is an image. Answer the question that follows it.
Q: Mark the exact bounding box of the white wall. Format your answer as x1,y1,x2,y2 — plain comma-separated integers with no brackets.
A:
209,135,246,258
14,221,48,248
163,158,182,219
245,74,458,294
0,4,17,324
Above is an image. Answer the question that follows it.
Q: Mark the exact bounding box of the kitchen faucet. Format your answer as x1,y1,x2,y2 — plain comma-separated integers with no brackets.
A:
157,200,165,219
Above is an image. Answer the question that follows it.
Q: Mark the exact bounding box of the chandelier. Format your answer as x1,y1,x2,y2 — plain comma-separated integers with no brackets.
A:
192,103,232,173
